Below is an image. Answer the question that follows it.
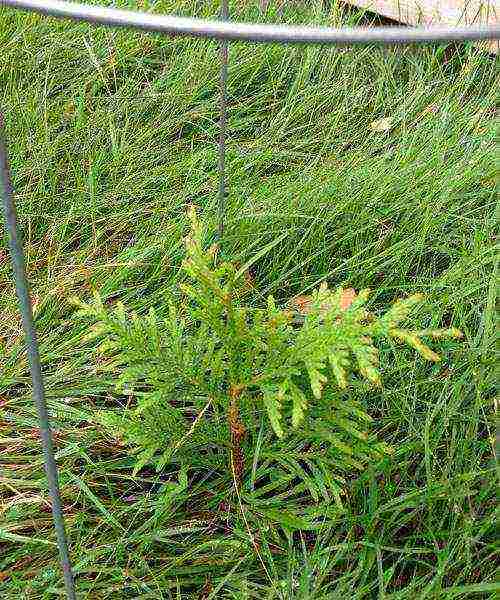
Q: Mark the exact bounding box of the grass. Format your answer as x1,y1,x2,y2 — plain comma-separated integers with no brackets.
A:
0,0,498,597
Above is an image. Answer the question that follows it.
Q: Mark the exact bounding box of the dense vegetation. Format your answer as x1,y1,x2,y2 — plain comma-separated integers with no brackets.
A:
0,1,497,598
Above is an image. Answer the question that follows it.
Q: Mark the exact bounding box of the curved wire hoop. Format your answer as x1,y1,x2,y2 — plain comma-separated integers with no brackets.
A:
1,1,499,598
2,0,500,43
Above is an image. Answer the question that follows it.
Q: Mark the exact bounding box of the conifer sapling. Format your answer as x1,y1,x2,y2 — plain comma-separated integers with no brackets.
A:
74,207,462,491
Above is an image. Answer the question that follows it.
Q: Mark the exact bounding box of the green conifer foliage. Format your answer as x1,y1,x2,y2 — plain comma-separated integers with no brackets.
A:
74,207,462,494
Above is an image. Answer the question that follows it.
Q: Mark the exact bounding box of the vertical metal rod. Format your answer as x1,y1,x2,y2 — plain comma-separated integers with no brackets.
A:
0,114,77,600
217,0,229,237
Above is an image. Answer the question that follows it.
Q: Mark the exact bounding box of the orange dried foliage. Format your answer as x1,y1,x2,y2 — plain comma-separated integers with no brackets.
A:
290,287,357,316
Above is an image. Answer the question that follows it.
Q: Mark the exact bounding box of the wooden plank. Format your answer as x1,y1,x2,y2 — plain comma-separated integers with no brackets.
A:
343,0,499,52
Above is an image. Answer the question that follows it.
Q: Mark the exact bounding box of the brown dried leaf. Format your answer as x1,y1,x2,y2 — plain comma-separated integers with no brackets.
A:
290,295,313,315
290,288,357,316
339,288,357,311
370,117,393,132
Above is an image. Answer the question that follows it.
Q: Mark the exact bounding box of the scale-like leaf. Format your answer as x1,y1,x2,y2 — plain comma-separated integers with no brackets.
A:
290,382,308,428
262,385,284,438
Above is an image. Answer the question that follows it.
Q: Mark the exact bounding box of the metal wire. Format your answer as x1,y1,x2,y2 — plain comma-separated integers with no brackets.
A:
218,0,229,237
2,0,500,44
0,114,77,599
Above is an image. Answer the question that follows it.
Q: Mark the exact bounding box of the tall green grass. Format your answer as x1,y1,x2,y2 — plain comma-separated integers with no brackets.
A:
0,1,497,597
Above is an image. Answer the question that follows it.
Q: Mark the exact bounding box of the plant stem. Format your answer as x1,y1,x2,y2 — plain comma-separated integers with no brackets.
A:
228,384,246,489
